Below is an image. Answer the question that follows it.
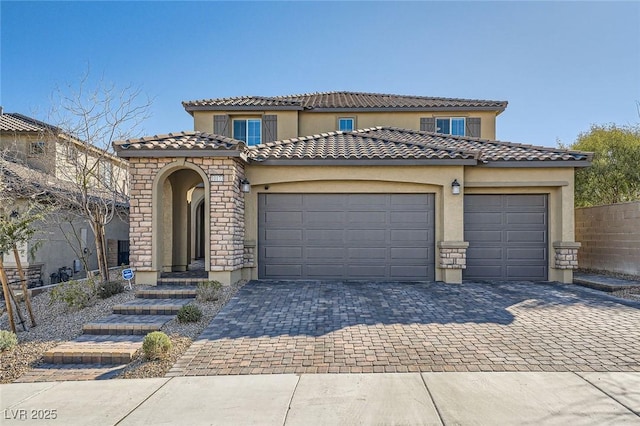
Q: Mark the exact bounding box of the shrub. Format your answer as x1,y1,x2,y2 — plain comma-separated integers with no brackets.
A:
0,330,18,351
49,278,97,310
197,280,222,302
177,304,202,323
142,331,172,360
98,281,125,299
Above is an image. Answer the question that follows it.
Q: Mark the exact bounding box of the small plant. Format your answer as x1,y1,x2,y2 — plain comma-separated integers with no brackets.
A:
49,278,97,310
98,281,124,299
142,331,172,360
0,330,18,351
197,280,222,302
177,304,203,323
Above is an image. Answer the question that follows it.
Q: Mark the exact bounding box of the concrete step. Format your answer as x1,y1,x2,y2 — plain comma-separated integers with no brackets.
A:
83,314,171,335
43,335,144,364
136,286,197,300
113,298,192,315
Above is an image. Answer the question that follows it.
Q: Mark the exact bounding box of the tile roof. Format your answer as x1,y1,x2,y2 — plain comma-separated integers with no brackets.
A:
249,127,592,164
355,127,592,163
0,112,57,132
113,131,245,154
183,91,508,112
249,130,478,162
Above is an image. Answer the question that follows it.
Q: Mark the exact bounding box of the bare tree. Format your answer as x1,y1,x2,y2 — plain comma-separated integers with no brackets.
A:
43,72,151,283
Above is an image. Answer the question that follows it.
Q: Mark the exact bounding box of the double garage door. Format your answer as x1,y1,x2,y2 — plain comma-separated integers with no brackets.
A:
258,193,548,282
258,193,435,281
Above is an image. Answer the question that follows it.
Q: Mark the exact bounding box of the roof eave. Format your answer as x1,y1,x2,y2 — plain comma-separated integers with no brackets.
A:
478,160,592,168
183,105,304,112
115,149,246,160
305,106,507,113
249,158,478,166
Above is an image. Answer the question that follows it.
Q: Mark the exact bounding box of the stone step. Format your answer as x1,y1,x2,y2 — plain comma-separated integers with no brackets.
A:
136,286,197,300
14,364,127,382
157,277,208,286
83,314,171,335
113,298,191,315
43,335,144,364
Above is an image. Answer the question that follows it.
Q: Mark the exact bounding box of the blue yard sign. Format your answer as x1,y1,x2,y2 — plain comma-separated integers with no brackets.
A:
122,268,134,289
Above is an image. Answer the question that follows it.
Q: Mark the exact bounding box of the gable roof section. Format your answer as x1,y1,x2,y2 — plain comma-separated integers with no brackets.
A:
249,127,592,167
113,131,247,158
183,91,508,113
0,112,58,132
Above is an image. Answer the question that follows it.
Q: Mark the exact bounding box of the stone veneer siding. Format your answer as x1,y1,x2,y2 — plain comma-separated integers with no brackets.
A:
553,245,579,270
437,242,468,269
128,157,246,274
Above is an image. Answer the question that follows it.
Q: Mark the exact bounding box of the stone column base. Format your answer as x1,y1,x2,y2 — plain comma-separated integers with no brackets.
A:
553,241,581,270
437,241,469,284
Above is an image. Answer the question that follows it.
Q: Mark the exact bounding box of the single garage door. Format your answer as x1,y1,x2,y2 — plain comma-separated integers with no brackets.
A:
463,194,548,281
258,193,434,281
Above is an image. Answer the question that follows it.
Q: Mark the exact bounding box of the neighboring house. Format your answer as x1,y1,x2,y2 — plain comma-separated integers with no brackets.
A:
0,109,130,286
114,92,591,286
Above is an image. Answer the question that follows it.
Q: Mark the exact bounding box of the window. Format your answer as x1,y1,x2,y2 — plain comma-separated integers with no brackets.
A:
233,119,262,146
436,118,465,136
29,141,46,156
99,161,112,187
338,118,355,132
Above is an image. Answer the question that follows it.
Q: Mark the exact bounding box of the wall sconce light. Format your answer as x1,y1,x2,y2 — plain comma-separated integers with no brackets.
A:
240,178,251,193
451,179,461,195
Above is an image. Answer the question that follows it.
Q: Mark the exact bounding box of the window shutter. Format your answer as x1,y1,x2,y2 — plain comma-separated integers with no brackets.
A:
214,115,230,137
467,117,481,138
420,117,435,132
262,115,277,143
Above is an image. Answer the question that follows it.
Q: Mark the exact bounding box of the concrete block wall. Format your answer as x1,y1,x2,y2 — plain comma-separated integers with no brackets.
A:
575,201,640,276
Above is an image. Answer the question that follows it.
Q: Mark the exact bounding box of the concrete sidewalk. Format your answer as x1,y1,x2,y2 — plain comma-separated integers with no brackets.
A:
1,373,639,425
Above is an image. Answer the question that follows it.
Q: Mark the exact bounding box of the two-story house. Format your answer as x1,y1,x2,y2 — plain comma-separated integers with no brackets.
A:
1,109,130,286
115,91,590,286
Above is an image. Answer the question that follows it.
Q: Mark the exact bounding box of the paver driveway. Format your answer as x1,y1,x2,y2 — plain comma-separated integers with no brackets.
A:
168,281,640,376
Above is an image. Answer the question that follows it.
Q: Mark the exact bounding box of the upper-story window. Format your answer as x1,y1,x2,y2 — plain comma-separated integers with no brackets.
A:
338,118,355,132
29,141,46,156
233,119,262,146
436,118,465,136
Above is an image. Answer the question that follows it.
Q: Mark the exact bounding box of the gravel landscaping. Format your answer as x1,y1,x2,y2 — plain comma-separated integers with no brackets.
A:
0,280,244,383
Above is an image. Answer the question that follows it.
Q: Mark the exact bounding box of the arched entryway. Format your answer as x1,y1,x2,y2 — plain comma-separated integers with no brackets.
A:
153,162,210,274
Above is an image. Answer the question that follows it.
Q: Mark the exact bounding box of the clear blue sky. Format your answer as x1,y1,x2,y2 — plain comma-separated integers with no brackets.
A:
2,1,639,147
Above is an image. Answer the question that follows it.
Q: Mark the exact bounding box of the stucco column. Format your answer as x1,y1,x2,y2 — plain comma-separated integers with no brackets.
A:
437,173,467,284
170,177,190,272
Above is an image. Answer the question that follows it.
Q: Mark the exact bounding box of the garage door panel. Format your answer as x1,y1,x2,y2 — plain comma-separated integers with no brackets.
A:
391,247,430,260
507,265,547,279
264,246,302,259
464,194,547,281
465,211,503,226
306,264,345,278
347,247,387,260
264,210,302,225
506,230,546,243
465,230,503,243
259,193,434,280
506,212,546,225
264,229,303,241
347,211,386,224
307,247,345,259
306,211,345,224
348,229,386,242
390,266,430,279
507,247,547,261
467,247,502,260
306,229,343,242
506,195,546,209
264,264,302,277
